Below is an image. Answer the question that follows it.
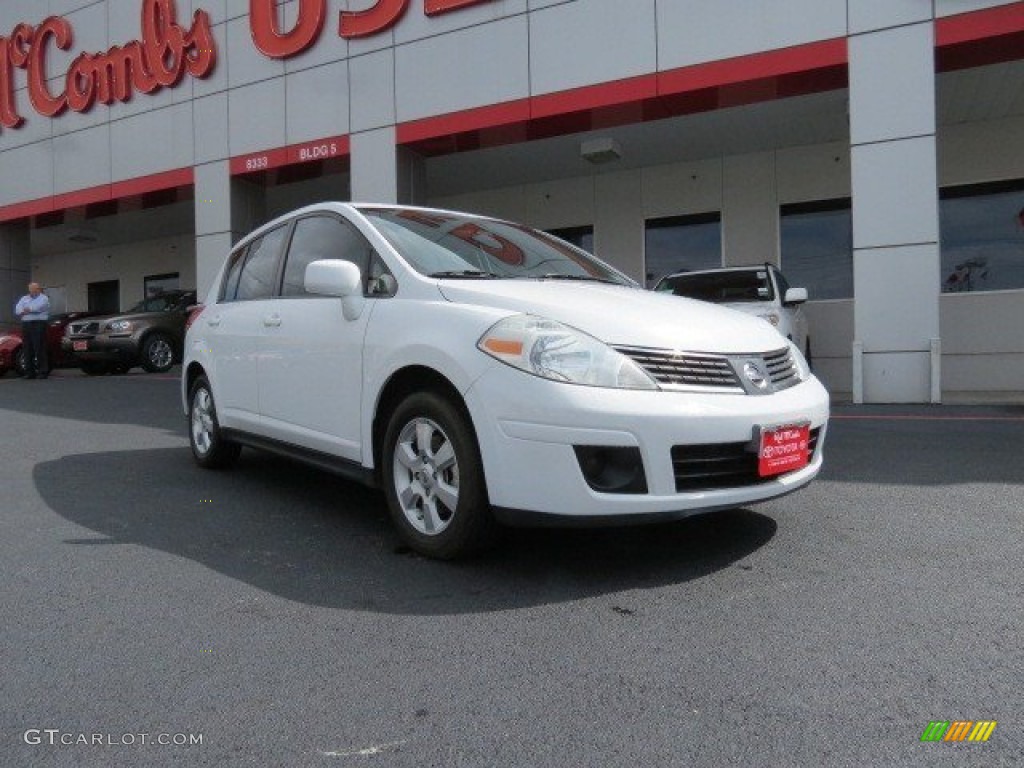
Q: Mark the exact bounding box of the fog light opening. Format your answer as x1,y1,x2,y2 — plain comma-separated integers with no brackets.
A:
573,446,648,494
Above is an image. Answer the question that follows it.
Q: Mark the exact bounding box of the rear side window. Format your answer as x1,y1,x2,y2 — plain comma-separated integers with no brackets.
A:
230,225,289,302
281,215,376,297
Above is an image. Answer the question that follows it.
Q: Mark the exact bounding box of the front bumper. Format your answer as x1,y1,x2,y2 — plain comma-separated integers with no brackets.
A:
463,364,829,519
62,334,140,364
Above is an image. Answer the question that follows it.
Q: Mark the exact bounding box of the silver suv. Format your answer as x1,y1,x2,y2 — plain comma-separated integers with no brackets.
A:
654,265,811,364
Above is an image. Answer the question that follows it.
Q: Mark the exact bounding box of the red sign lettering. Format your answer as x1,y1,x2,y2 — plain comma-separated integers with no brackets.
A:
251,0,495,57
0,0,215,133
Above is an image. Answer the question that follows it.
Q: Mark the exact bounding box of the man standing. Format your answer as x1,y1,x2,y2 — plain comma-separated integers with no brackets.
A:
15,282,50,379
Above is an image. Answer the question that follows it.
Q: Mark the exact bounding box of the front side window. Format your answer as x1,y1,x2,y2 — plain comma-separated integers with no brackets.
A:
644,213,722,288
940,181,1024,293
780,199,852,300
281,215,377,297
360,208,631,285
234,225,289,301
655,269,773,303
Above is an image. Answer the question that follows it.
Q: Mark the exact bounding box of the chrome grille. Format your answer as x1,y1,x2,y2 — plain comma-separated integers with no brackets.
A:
616,345,802,394
69,321,100,335
614,347,742,392
763,347,800,391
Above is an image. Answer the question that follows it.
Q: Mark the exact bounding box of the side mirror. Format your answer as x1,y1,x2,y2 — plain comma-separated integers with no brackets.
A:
784,287,808,305
305,259,362,298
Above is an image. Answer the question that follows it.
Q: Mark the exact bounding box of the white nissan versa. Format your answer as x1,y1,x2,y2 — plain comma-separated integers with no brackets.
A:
183,203,829,559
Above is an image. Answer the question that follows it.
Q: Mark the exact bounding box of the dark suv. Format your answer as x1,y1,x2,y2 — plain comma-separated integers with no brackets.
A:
64,290,197,374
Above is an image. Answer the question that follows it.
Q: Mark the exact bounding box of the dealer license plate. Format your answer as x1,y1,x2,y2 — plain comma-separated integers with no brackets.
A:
758,423,811,477
73,340,88,351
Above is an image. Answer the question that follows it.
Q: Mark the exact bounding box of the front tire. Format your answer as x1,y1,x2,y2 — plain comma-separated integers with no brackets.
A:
382,391,495,559
141,333,175,373
188,375,241,469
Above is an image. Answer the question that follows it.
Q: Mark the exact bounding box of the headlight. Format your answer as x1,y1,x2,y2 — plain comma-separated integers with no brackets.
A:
788,340,811,382
759,312,780,326
478,315,659,390
107,320,133,333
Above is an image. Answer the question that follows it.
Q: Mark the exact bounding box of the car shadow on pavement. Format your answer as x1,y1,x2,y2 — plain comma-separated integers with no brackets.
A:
34,447,777,615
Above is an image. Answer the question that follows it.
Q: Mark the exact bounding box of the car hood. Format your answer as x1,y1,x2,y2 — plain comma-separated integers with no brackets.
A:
86,311,173,326
437,280,787,353
719,301,777,317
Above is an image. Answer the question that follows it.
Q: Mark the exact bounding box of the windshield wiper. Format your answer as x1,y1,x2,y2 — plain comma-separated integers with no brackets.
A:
530,273,619,284
428,269,503,279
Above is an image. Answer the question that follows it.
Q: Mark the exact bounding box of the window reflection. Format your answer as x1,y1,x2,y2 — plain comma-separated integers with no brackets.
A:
780,200,852,300
940,181,1024,293
644,213,721,288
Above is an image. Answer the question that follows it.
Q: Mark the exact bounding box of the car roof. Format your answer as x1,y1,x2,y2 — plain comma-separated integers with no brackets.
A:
658,265,776,281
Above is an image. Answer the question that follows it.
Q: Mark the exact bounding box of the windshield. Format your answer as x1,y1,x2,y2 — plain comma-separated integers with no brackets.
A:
359,208,634,286
127,293,190,313
655,270,774,303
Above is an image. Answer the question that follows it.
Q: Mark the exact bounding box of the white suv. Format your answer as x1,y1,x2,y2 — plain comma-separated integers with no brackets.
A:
654,266,811,364
183,204,829,559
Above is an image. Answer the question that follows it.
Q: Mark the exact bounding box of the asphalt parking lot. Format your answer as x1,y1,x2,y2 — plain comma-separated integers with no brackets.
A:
2,369,1022,767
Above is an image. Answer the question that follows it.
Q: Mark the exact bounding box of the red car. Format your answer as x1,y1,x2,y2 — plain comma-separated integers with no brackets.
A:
0,312,102,376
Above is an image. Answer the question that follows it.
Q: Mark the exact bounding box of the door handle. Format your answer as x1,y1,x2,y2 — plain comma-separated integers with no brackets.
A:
263,314,282,328
206,315,221,327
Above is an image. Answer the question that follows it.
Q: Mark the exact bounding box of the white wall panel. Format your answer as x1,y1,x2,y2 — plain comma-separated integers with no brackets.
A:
521,176,595,230
395,0,526,45
851,137,938,249
5,0,43,23
594,169,643,280
196,231,232,300
723,151,778,266
854,244,941,350
395,16,528,122
941,291,1024,354
286,60,349,144
938,115,1024,187
350,50,396,133
110,102,194,181
529,0,656,95
228,77,286,154
193,93,230,164
847,0,933,34
943,354,1024,393
862,350,932,402
195,160,232,237
44,1,107,82
0,91,52,150
849,23,935,145
53,124,111,193
193,21,231,98
657,0,846,70
283,0,350,73
776,142,850,204
641,158,723,219
351,126,397,203
0,142,54,205
226,14,285,89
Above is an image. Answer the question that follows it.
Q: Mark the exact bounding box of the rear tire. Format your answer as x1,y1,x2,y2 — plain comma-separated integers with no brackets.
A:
141,333,175,373
188,374,241,469
382,391,496,559
14,347,26,376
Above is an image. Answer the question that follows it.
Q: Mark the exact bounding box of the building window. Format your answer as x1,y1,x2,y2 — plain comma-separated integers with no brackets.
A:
547,226,594,253
940,180,1024,293
145,272,180,298
644,213,721,288
780,199,853,300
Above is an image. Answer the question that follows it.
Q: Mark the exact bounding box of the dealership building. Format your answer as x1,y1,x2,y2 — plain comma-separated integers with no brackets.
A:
1,0,1022,402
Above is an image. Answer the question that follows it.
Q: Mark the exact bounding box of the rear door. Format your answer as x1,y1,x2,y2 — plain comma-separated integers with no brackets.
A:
204,224,290,432
257,213,380,461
